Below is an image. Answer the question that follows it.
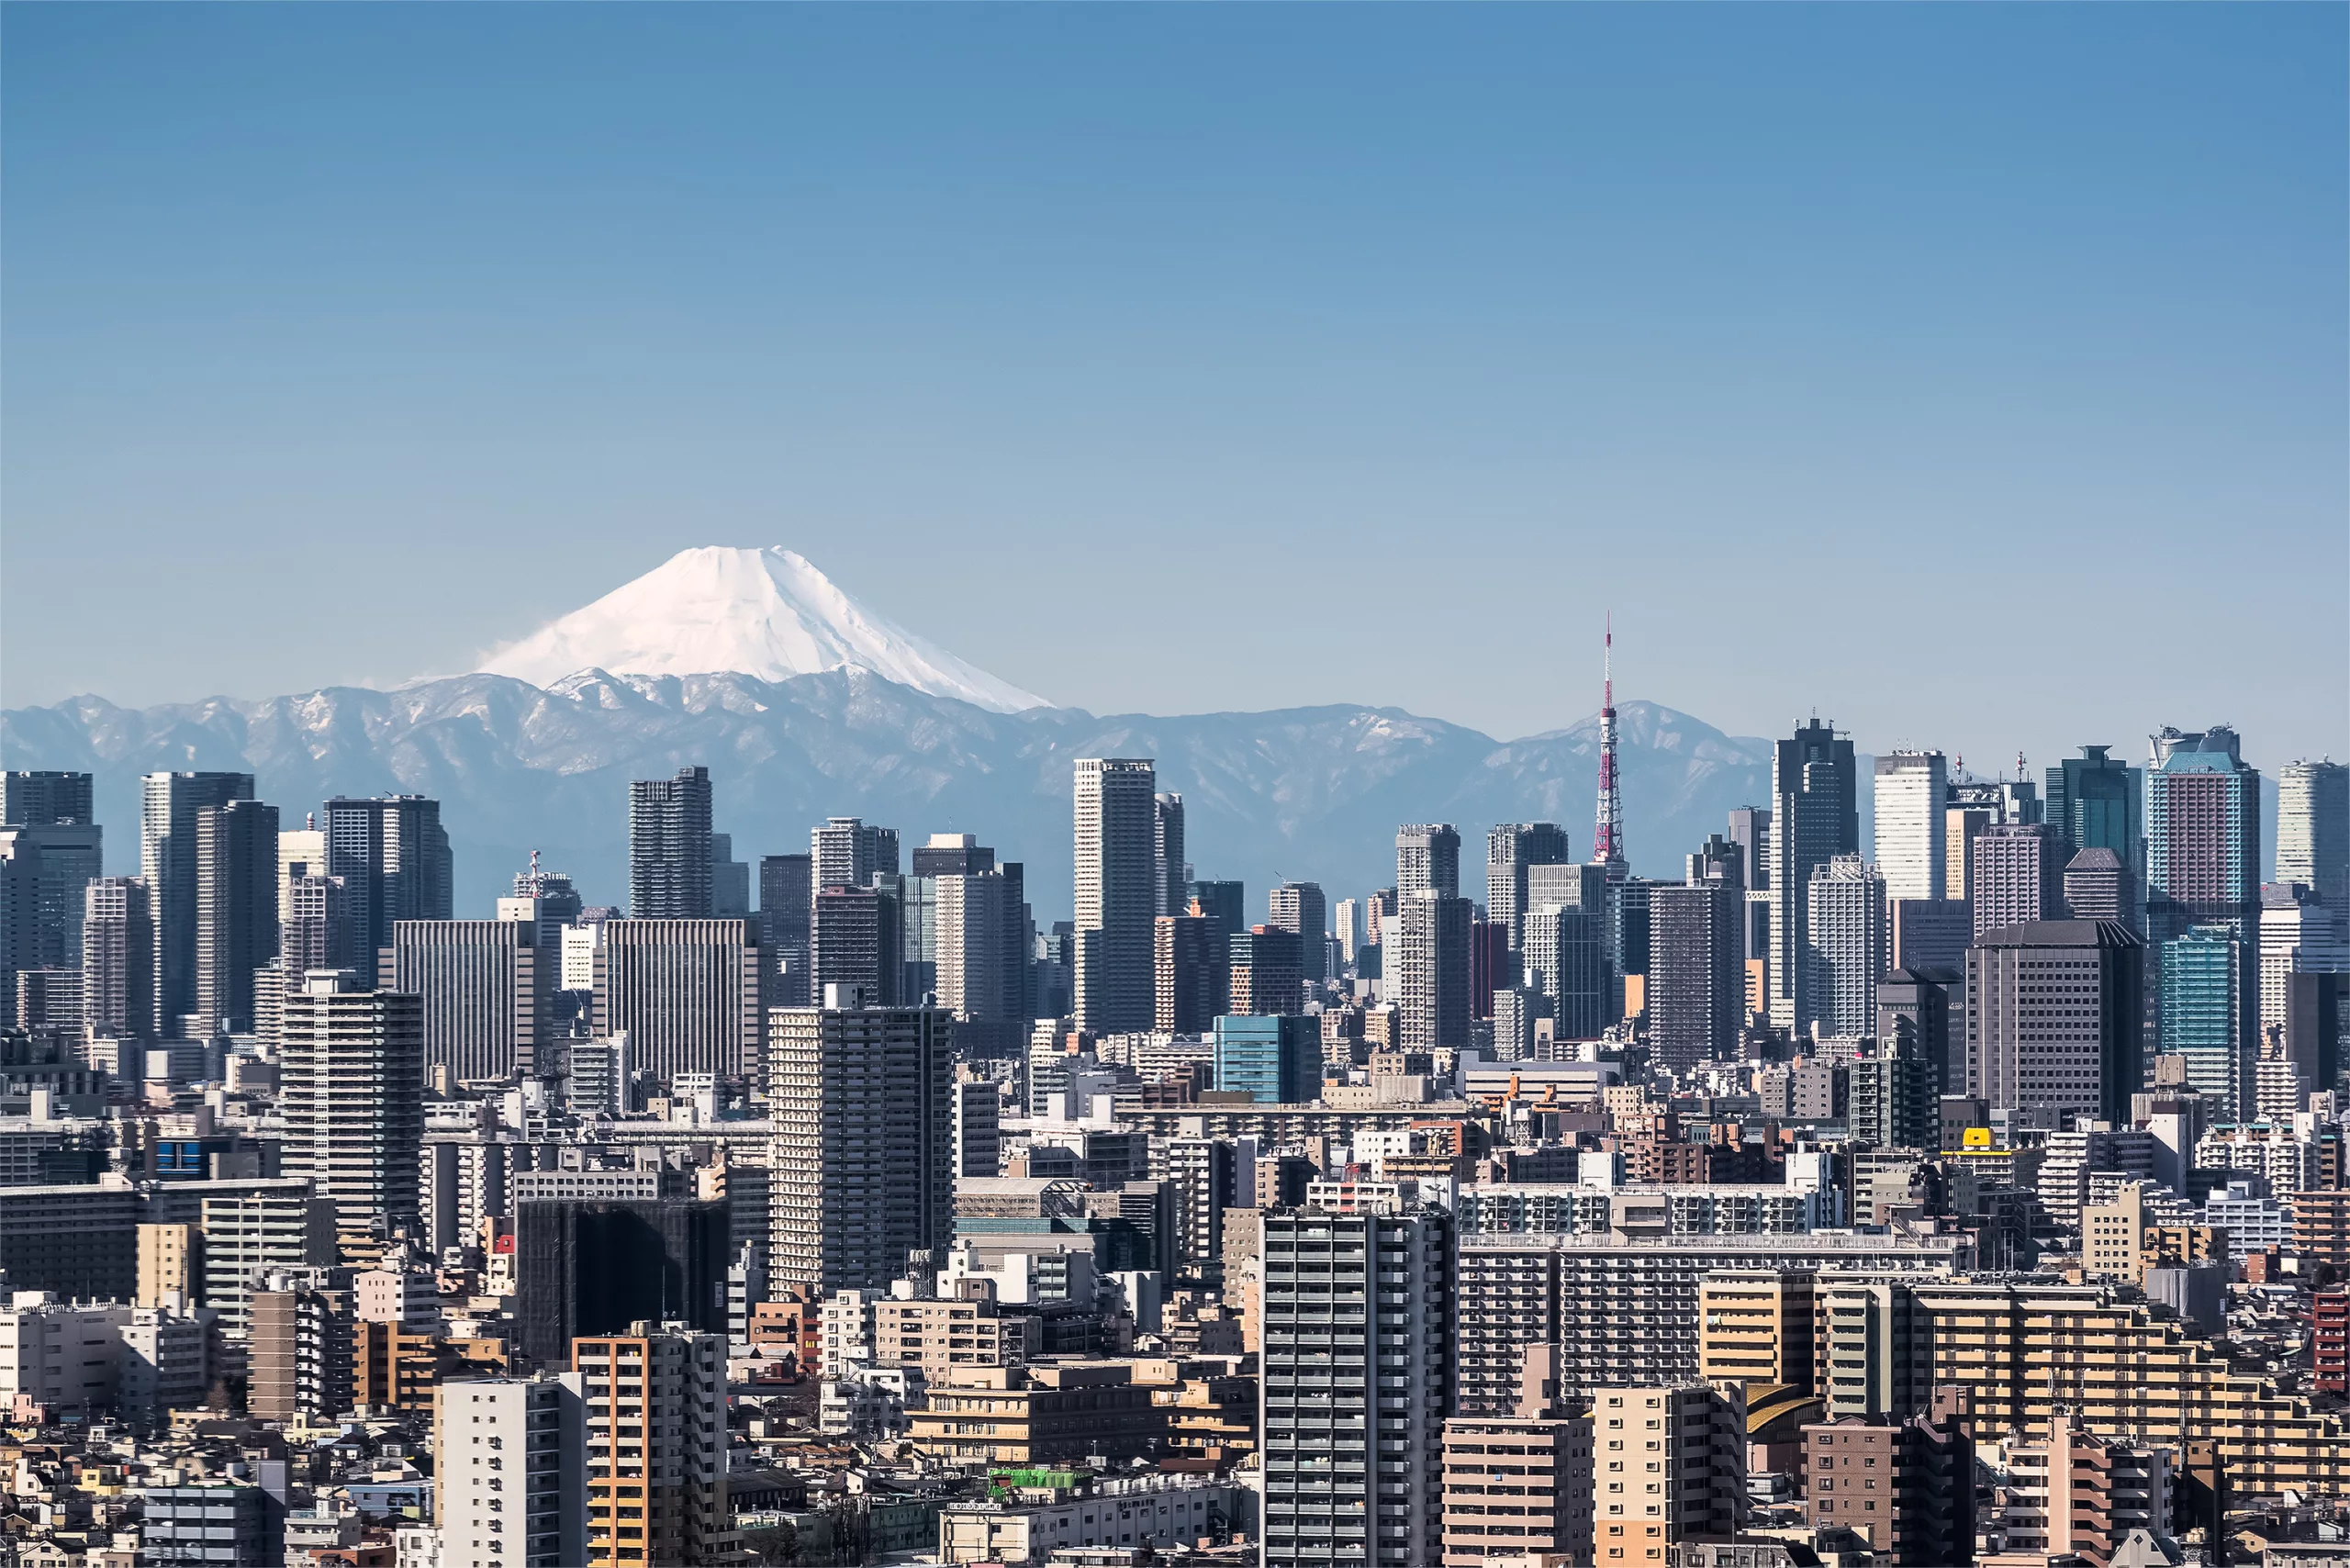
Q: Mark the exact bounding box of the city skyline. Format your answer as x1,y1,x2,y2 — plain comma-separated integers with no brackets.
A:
4,6,2344,774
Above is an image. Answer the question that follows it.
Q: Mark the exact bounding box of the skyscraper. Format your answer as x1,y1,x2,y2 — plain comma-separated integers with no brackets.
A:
1486,823,1572,957
1155,912,1218,1033
1874,752,1949,903
1522,902,1610,1043
1394,890,1471,1050
934,856,1026,1053
1966,920,2144,1126
1259,1206,1455,1568
392,919,547,1083
193,798,280,1036
2162,924,2248,1113
81,877,156,1042
143,771,256,1033
709,833,750,919
592,920,764,1084
628,767,714,919
1154,792,1187,919
2063,849,2137,932
1073,758,1158,1034
756,853,813,1008
1807,856,1886,1040
2278,759,2349,920
279,969,426,1243
1395,824,1461,900
323,794,453,987
1,772,94,830
2259,883,2341,1045
2046,744,2144,892
1268,881,1329,986
1971,823,2067,938
0,775,101,979
767,999,955,1297
1231,924,1305,1016
810,885,901,1007
2145,725,2261,1073
1648,842,1742,1070
811,816,899,892
1767,720,1859,1034
281,874,353,978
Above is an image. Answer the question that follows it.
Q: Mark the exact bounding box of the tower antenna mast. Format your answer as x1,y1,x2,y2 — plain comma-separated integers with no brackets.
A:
1594,614,1627,880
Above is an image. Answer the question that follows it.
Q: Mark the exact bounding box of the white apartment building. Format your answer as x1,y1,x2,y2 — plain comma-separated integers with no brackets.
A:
433,1373,588,1568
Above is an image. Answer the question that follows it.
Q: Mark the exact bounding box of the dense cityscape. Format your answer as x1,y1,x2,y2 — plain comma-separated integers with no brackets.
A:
1,679,2346,1568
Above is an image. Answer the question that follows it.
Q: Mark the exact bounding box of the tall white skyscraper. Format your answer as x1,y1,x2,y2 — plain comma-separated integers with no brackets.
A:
1073,758,1158,1034
1872,751,1947,903
2277,759,2349,919
1396,824,1461,901
1806,855,1886,1040
2259,882,2344,1040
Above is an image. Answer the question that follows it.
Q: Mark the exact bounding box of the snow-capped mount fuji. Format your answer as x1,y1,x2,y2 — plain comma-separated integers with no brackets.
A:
474,545,1050,712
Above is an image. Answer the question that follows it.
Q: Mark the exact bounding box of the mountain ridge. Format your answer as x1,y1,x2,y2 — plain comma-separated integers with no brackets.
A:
2,669,1779,923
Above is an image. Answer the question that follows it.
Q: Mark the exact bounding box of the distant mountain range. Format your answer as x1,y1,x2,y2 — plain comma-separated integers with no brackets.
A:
1,670,1778,920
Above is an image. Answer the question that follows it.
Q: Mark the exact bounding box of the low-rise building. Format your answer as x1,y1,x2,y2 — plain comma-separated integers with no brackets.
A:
934,1469,1236,1563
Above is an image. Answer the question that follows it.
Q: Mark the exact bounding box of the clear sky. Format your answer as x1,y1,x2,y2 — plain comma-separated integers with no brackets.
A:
6,6,2344,774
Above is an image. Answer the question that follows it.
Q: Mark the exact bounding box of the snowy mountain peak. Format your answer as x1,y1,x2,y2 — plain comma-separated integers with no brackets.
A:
475,546,1050,711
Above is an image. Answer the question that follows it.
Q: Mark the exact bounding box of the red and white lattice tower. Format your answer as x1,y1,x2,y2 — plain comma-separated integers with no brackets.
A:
1593,614,1628,879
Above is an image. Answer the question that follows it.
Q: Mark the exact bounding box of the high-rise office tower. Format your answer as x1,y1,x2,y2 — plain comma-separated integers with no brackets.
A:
1605,878,1652,1025
1395,891,1471,1050
2260,882,2344,1044
2145,726,2261,1070
1214,1013,1322,1103
1971,823,2067,938
193,799,280,1036
1767,720,1859,1033
278,814,330,919
1268,881,1328,986
280,970,426,1240
1727,806,1773,995
1153,792,1187,919
591,920,763,1084
1966,920,2143,1126
1231,924,1305,1016
510,857,583,935
2062,849,2137,933
767,999,955,1297
756,853,812,1008
708,833,750,919
1648,843,1742,1070
515,1197,732,1361
1486,823,1572,957
1259,1206,1455,1568
0,831,38,1014
433,1375,588,1568
143,771,256,1033
1523,896,1610,1043
2278,759,2350,919
2161,924,2249,1114
1807,855,1886,1040
2046,744,2144,888
571,1328,730,1568
1333,898,1362,967
1396,824,1461,900
628,767,714,919
934,857,1025,1054
883,869,938,1001
81,877,157,1041
0,775,101,980
1073,758,1157,1034
1878,968,1956,1099
1155,913,1218,1034
1944,800,1994,903
324,794,453,987
810,885,901,1007
811,815,899,893
1188,880,1243,1014
1874,752,1949,903
392,919,547,1083
1,771,94,829
1471,915,1506,1020
281,874,353,978
1889,899,1973,975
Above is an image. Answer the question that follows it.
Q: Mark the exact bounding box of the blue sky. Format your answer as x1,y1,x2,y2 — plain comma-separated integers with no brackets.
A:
6,6,2344,774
